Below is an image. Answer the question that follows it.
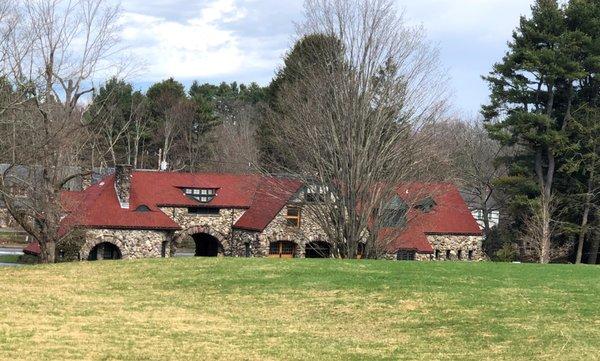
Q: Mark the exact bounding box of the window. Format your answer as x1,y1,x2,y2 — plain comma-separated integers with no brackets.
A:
416,197,436,213
269,241,295,258
183,188,217,203
285,206,301,227
397,250,416,261
305,185,327,203
245,242,251,258
188,207,220,215
380,196,407,228
457,249,462,260
357,243,365,259
446,250,451,260
468,250,474,261
435,249,440,260
135,205,151,212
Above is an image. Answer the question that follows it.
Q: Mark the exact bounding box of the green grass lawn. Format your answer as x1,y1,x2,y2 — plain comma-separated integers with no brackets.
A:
0,254,19,263
0,259,598,360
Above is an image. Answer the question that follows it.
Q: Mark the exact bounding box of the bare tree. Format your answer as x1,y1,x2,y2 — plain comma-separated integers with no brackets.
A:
521,194,570,262
447,119,508,236
206,99,259,173
265,0,448,258
0,0,122,263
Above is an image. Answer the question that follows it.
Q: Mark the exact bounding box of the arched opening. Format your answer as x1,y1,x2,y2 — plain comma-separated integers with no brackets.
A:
269,241,296,258
193,233,221,257
357,243,365,259
305,241,331,258
88,242,122,261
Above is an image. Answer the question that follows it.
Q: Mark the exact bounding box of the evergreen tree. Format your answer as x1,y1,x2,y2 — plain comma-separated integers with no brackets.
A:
260,33,344,171
483,0,586,263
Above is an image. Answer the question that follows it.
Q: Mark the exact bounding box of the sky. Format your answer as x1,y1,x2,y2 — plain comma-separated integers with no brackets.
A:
117,0,534,116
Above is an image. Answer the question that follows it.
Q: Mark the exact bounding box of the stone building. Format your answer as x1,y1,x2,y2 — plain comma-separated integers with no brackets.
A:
25,165,483,261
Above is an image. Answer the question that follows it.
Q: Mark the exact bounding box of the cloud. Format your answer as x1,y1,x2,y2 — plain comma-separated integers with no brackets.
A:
400,0,531,42
119,0,284,82
114,0,535,113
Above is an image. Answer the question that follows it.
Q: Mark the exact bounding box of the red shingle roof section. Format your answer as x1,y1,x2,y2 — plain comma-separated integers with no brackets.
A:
385,183,482,253
233,177,303,231
60,171,301,233
38,171,479,257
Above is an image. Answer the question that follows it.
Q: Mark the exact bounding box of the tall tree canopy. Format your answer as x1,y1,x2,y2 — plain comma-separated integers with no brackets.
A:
483,0,600,264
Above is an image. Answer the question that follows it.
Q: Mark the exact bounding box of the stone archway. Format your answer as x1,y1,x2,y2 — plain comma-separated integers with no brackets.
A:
193,233,222,257
172,225,226,256
305,241,331,258
88,242,122,260
81,236,129,260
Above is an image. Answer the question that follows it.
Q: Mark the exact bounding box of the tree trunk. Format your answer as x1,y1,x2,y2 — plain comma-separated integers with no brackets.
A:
40,239,56,263
482,206,491,237
540,221,551,264
539,194,552,264
589,236,599,264
576,174,593,264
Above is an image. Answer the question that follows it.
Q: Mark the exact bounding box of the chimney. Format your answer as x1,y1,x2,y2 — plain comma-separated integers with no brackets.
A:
115,164,132,209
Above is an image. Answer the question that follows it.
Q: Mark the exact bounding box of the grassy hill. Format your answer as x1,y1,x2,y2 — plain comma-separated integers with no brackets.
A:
0,259,598,360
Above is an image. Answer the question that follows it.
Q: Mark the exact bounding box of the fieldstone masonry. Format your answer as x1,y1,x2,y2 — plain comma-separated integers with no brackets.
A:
427,235,484,261
77,206,484,261
80,229,169,260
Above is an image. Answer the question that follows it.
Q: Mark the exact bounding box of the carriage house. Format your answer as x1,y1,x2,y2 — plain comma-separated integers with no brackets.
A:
26,165,484,261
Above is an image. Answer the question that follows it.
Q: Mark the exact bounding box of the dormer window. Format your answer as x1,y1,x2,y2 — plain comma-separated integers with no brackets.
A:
380,195,407,228
183,188,217,203
135,205,151,212
305,185,327,203
416,197,436,213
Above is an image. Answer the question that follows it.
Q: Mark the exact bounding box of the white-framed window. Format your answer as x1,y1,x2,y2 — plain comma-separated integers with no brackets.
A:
182,188,217,203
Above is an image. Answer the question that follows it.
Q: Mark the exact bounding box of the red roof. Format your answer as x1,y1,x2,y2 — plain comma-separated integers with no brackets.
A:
234,177,303,231
383,183,482,253
25,173,479,257
60,171,300,233
23,242,40,256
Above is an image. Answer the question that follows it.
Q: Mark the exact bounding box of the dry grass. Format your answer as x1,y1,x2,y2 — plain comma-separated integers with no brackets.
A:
0,258,598,360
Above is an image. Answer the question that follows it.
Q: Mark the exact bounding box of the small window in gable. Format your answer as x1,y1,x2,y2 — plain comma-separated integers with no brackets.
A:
182,188,217,203
285,206,301,227
135,205,151,212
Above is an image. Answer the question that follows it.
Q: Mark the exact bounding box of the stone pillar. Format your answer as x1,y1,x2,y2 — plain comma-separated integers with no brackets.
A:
115,164,132,209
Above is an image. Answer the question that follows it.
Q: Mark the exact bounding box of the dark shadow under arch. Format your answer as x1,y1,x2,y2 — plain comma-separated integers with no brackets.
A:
193,233,221,257
88,242,122,261
305,241,331,258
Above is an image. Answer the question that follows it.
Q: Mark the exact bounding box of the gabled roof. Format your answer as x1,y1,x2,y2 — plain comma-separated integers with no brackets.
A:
385,183,482,253
60,171,300,233
61,174,181,231
234,177,303,231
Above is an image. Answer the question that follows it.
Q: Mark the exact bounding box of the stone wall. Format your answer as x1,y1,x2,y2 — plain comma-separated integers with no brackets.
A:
78,208,485,262
161,207,245,256
252,205,329,258
426,234,484,261
161,205,331,258
80,229,170,260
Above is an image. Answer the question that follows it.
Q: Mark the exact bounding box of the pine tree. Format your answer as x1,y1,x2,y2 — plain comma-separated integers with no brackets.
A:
483,0,586,263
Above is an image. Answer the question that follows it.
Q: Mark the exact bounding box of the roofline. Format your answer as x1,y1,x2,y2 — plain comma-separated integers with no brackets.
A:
424,231,483,236
232,225,262,232
156,203,250,209
79,224,181,231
